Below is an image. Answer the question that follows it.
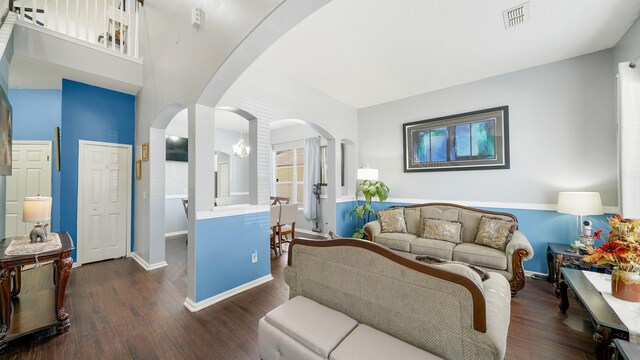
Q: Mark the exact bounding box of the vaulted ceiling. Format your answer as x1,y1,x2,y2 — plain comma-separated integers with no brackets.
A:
249,0,640,109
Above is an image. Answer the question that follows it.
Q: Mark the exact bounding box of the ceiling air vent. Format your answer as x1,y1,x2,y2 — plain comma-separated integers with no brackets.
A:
503,2,529,29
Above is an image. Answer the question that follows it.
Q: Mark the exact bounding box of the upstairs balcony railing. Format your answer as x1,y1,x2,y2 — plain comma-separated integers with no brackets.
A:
9,0,141,58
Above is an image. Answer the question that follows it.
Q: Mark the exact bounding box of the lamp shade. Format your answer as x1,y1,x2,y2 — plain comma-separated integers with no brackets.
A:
557,192,603,216
357,168,378,181
23,196,52,222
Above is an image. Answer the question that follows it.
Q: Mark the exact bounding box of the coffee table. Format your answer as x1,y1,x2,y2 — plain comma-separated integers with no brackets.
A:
559,268,628,360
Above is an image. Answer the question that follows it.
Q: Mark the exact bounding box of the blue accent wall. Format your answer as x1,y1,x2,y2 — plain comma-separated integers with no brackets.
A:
195,212,270,302
335,201,613,273
60,80,135,260
8,89,62,232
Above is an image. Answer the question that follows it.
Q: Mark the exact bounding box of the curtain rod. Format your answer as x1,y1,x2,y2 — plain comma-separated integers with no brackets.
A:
631,55,640,68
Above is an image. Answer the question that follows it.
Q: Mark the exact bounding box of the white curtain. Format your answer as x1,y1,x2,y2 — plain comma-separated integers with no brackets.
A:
618,62,640,218
303,136,321,220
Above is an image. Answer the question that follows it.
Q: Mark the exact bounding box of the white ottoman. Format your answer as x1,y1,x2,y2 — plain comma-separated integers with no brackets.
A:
330,324,443,360
259,296,358,360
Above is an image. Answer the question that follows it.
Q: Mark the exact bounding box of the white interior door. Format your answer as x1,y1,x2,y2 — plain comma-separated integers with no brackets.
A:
5,141,52,237
78,141,131,264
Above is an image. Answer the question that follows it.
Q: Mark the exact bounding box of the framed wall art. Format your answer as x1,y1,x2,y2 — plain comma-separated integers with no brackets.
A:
135,159,142,180
403,106,509,172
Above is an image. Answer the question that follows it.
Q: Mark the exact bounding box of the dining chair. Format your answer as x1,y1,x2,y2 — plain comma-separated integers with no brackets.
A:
276,203,298,254
270,205,281,256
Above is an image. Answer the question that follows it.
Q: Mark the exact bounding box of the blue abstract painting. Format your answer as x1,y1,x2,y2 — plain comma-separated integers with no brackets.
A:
404,106,508,171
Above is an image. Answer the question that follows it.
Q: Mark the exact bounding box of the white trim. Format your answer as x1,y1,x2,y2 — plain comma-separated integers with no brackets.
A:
165,194,188,199
337,196,356,203
16,20,143,63
72,262,81,268
525,270,548,278
183,274,273,312
165,230,188,237
363,197,619,213
130,252,168,271
295,228,329,238
229,192,250,196
197,204,269,220
76,140,132,266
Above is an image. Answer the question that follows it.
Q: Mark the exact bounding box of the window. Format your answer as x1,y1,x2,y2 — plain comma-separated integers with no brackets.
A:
275,147,304,207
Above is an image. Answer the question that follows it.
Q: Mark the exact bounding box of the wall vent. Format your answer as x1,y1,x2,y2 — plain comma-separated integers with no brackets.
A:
503,2,530,29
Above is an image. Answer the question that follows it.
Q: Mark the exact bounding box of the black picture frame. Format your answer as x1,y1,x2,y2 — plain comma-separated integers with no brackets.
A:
403,106,510,172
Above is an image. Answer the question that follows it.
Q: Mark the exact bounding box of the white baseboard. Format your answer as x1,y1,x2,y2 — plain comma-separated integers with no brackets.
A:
183,274,273,312
165,230,188,237
72,262,81,268
131,252,168,271
525,270,548,278
295,228,329,238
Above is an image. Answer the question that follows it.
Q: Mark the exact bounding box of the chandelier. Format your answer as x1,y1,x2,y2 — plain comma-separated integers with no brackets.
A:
233,119,251,158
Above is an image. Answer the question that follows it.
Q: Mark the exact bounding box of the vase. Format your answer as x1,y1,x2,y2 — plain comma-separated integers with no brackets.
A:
611,268,640,302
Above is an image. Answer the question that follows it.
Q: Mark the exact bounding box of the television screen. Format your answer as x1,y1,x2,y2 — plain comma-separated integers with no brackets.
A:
166,136,188,162
0,86,12,176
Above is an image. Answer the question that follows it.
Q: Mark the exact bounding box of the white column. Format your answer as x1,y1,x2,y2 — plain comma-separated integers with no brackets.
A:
249,118,270,206
147,127,166,265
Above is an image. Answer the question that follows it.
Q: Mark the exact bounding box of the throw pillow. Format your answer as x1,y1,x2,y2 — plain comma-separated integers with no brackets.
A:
377,208,407,233
415,255,490,281
474,216,517,251
422,218,463,243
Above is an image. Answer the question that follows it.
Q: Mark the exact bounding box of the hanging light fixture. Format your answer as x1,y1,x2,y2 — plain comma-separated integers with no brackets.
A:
233,118,251,158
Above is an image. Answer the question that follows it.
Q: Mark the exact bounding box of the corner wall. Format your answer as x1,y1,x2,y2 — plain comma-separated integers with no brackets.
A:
60,79,135,260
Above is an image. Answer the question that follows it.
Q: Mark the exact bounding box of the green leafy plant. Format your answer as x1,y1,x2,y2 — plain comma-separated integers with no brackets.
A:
350,180,389,238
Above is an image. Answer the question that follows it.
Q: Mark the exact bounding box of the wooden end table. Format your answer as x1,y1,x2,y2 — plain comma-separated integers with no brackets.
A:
0,232,74,347
547,242,604,296
559,268,628,360
609,338,640,360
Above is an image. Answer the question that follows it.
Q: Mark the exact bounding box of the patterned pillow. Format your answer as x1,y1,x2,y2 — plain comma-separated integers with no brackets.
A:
474,216,517,251
377,208,407,233
422,218,463,243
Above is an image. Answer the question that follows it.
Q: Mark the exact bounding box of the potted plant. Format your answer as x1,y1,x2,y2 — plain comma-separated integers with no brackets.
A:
350,180,389,238
584,214,640,302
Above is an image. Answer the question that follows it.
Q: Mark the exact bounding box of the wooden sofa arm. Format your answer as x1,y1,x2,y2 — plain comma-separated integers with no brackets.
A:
506,231,534,296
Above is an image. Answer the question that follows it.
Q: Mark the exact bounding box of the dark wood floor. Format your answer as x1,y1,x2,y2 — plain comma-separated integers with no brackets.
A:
0,234,597,359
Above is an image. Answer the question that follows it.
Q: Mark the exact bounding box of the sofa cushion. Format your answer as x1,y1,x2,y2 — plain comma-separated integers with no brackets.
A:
419,207,459,235
453,243,508,270
264,296,358,358
410,238,456,260
459,211,482,243
404,208,421,235
378,208,407,233
474,216,517,251
422,218,463,244
330,324,443,360
375,233,416,252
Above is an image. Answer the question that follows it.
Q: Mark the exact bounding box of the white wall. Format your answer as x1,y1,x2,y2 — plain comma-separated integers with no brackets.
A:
358,49,617,207
614,14,640,66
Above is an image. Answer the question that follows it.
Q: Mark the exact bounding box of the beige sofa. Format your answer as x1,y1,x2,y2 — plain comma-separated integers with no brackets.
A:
258,238,512,360
364,203,534,296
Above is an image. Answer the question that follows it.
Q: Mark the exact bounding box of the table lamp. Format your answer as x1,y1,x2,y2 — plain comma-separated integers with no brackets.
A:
557,192,603,245
23,196,52,243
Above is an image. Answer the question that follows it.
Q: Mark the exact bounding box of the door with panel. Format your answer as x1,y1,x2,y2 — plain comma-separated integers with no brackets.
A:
5,141,52,237
78,141,131,264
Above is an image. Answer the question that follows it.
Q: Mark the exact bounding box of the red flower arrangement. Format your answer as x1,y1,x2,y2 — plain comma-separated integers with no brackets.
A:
584,215,640,272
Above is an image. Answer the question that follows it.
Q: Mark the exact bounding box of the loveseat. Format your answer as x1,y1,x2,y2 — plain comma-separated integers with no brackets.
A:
364,203,534,296
258,238,512,360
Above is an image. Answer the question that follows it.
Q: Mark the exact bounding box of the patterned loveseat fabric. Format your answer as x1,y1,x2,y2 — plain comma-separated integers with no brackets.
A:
364,203,534,296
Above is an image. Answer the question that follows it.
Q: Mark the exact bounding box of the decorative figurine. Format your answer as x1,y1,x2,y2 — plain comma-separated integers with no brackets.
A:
30,224,48,243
